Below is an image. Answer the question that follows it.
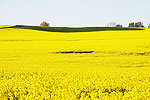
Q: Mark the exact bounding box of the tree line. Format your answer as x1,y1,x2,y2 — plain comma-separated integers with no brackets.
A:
107,22,150,28
40,21,150,28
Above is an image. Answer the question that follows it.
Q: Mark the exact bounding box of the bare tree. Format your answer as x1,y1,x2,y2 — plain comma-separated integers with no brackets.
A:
107,22,116,27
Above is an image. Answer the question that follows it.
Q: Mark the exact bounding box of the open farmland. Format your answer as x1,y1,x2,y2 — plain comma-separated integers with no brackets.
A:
0,26,150,99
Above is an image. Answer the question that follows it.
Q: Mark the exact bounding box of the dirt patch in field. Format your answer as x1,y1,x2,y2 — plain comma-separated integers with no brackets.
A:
56,51,94,54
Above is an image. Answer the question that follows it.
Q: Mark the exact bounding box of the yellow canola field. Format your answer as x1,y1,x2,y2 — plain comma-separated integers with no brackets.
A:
0,27,150,100
0,25,15,28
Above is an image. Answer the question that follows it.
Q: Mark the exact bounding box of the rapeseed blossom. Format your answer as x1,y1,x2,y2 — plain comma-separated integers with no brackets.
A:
0,26,150,99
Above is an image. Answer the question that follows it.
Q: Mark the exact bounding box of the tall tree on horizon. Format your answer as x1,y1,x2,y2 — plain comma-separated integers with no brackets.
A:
134,22,144,27
40,21,50,27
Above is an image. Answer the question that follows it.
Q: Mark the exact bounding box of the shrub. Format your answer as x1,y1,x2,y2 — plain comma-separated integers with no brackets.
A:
116,24,123,27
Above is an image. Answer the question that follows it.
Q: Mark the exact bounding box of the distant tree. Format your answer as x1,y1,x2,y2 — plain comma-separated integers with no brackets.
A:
148,24,150,28
116,24,123,27
134,22,144,27
40,21,50,27
128,22,134,27
107,22,116,27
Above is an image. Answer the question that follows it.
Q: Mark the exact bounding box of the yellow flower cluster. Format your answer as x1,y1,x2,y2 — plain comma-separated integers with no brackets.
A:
0,26,150,99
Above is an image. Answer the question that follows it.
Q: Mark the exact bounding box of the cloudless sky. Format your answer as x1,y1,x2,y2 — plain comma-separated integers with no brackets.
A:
0,0,150,27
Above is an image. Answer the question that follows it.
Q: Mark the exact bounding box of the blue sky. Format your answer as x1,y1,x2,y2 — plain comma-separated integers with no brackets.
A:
0,0,150,27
